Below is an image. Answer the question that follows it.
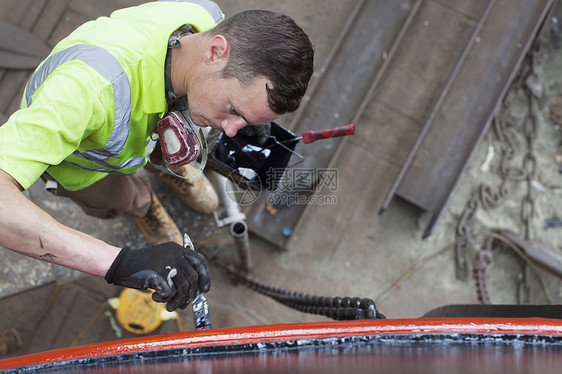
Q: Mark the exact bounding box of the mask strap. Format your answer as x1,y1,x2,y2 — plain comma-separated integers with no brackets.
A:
165,25,192,102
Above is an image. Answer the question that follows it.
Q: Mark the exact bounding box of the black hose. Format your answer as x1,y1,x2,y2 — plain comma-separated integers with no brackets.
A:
203,248,385,321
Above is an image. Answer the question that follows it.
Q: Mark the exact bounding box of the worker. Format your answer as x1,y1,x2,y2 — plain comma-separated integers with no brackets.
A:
0,1,314,311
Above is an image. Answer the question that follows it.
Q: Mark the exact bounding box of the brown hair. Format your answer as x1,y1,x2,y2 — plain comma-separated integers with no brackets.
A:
208,10,314,114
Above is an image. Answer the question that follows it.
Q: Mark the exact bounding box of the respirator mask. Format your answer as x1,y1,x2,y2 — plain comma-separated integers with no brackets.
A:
150,108,208,179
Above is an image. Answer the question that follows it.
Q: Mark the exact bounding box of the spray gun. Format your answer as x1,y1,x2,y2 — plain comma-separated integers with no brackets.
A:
206,123,357,191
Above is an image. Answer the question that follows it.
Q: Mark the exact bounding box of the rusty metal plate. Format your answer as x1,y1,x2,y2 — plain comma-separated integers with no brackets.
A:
245,0,419,249
372,0,490,125
395,0,553,237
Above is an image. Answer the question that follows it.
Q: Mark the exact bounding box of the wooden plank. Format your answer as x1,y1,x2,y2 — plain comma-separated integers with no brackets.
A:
0,21,50,57
246,0,418,249
35,0,72,44
68,0,144,19
5,80,26,116
396,0,553,235
0,18,49,70
0,70,27,113
0,0,42,115
2,0,71,115
17,0,48,31
0,0,37,25
49,7,86,46
0,0,48,113
0,51,44,70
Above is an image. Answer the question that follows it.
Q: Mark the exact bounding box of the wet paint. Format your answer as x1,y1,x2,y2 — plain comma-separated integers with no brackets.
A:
2,318,562,372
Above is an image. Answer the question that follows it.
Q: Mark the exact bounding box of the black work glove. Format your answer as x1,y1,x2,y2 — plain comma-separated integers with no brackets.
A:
105,242,211,311
238,124,271,145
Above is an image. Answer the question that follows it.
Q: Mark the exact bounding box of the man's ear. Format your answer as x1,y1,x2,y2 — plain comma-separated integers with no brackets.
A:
204,35,230,65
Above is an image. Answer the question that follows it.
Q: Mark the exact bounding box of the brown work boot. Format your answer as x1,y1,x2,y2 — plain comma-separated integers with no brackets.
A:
135,192,183,245
158,164,218,214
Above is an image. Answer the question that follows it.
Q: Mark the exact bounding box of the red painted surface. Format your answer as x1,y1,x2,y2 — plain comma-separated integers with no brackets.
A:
1,317,562,370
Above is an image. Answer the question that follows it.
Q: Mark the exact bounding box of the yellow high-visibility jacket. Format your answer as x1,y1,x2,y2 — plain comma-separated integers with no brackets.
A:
0,1,223,191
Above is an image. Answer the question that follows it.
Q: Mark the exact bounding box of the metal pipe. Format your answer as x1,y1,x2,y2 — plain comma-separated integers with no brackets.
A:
230,220,251,272
208,171,246,227
208,171,251,270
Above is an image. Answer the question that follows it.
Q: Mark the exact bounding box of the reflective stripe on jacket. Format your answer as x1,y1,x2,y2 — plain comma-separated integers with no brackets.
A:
7,1,223,190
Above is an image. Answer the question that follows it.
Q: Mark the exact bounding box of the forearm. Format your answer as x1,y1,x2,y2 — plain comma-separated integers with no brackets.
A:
0,170,120,276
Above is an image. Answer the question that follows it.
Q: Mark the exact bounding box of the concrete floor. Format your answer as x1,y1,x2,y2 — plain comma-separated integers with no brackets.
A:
0,0,561,359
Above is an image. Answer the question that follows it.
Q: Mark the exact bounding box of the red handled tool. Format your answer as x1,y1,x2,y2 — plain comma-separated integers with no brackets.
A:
265,123,356,150
299,124,356,144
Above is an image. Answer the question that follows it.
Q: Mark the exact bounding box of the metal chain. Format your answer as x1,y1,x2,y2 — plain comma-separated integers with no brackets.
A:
454,93,526,281
473,237,494,304
455,182,508,280
521,87,538,241
454,195,477,280
517,75,539,304
474,26,553,304
469,50,540,304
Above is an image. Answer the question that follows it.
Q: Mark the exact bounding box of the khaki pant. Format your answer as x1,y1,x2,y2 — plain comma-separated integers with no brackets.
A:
41,173,152,219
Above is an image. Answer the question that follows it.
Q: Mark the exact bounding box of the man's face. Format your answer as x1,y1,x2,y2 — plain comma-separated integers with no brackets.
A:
186,74,279,137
